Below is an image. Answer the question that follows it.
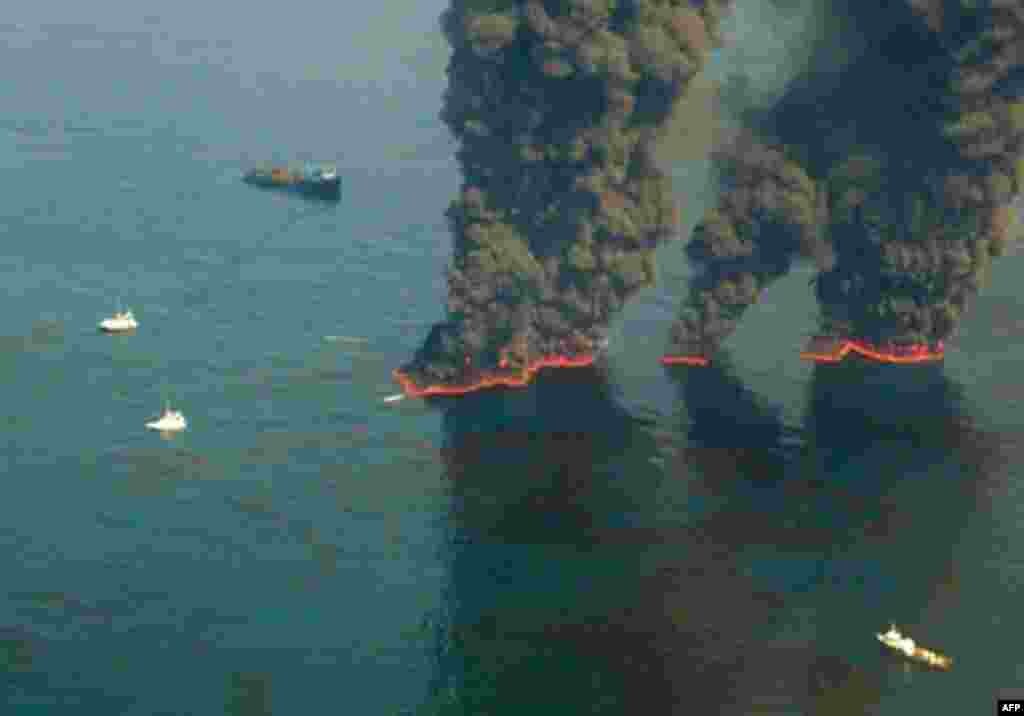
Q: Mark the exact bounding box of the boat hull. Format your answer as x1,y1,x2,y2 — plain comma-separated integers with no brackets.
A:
876,634,952,670
99,320,138,332
243,170,341,202
146,419,186,432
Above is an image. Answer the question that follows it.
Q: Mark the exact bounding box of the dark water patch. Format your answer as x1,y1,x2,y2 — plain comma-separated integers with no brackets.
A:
9,590,105,613
15,141,72,155
295,366,355,384
0,118,58,138
420,343,1002,712
240,430,368,466
225,670,273,716
221,509,343,587
94,512,137,528
103,447,216,489
60,121,103,136
107,117,149,134
232,357,366,397
0,593,255,710
0,625,136,712
0,320,65,355
228,494,282,521
0,625,37,672
4,587,218,650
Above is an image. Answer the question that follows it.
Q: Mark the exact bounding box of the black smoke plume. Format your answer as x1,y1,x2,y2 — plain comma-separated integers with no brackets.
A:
668,0,1024,358
400,0,734,388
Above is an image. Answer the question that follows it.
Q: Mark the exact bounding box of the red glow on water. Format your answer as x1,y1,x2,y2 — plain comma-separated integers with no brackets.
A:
393,353,596,398
800,338,945,364
659,355,711,367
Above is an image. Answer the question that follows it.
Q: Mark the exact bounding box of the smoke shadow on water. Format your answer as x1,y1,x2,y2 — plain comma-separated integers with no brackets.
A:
419,355,1000,715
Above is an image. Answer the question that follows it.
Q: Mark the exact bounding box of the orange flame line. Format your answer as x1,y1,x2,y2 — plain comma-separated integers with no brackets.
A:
801,339,945,364
659,355,711,367
392,354,596,398
393,337,944,399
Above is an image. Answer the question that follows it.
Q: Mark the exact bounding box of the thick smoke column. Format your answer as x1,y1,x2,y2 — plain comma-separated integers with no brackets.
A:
667,0,1024,362
666,132,828,360
397,0,733,395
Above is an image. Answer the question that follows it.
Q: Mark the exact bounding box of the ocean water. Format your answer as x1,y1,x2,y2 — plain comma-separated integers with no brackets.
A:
1,3,1023,715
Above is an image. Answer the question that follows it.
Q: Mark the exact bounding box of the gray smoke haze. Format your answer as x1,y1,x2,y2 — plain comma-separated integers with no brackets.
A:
714,0,836,117
666,0,1024,359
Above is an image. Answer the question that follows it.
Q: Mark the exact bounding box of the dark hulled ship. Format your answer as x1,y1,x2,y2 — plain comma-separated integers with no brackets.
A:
242,163,341,201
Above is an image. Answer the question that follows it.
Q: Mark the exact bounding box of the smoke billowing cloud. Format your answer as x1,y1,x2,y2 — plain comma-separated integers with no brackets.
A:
668,0,1024,358
399,0,1023,393
398,0,734,390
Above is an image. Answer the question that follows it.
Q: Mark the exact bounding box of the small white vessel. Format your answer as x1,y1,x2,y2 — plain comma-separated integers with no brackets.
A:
877,625,915,654
382,393,405,404
876,624,952,670
99,309,138,333
146,403,187,433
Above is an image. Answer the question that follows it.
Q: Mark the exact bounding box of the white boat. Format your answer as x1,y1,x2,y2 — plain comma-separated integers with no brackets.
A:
99,309,138,333
876,624,952,670
877,625,916,654
146,404,187,432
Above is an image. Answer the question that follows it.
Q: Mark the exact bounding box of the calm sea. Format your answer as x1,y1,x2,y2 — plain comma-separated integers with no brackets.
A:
1,3,1023,714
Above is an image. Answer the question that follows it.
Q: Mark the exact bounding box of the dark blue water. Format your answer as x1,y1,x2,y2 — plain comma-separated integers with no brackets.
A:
2,3,1023,715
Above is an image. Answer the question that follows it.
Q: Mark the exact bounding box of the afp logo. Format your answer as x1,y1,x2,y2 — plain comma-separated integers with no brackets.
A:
999,700,1024,713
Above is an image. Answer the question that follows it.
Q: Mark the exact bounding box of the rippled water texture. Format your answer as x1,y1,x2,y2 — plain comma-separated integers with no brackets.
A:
1,2,1023,714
